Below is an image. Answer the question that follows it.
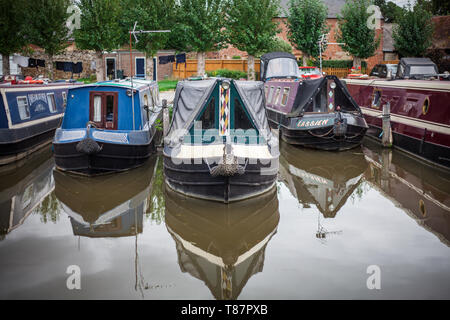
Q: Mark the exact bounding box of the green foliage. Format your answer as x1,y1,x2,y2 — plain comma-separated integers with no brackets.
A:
311,59,367,68
225,0,280,56
286,0,329,59
35,192,61,224
265,37,293,54
0,0,28,56
232,55,242,59
119,0,176,57
27,0,71,56
158,79,178,92
146,157,165,224
177,0,227,53
337,0,380,60
393,3,433,57
415,0,450,15
74,0,122,53
374,0,405,23
207,69,247,79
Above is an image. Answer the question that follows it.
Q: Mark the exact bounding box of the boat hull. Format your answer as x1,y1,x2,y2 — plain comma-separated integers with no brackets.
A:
267,110,367,151
344,78,450,168
54,140,155,175
163,154,278,203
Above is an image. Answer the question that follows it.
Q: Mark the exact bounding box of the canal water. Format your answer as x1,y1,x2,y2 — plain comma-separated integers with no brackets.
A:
1,139,449,299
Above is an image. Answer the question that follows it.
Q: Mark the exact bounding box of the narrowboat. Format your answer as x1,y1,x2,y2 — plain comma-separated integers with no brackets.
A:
363,139,450,246
0,82,76,165
279,141,367,219
54,156,157,238
0,147,54,240
344,58,450,168
163,78,279,203
261,52,368,151
53,79,163,175
165,186,279,300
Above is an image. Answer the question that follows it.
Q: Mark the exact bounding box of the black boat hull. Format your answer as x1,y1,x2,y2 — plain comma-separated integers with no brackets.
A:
163,155,278,203
54,140,156,176
267,110,367,151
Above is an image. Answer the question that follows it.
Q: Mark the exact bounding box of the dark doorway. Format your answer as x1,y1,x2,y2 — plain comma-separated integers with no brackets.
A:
136,58,145,78
106,58,116,80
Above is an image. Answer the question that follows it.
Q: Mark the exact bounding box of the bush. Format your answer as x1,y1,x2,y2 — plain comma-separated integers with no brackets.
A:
308,60,367,69
207,69,247,79
232,55,241,59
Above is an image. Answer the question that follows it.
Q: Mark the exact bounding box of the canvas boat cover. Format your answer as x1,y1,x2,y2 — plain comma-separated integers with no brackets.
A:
260,52,297,80
287,75,361,117
165,78,273,147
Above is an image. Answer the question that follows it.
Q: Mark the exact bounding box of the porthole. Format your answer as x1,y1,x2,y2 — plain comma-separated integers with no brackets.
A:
422,97,430,115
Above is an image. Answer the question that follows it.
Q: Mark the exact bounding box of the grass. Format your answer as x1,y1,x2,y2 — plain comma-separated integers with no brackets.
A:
158,79,178,92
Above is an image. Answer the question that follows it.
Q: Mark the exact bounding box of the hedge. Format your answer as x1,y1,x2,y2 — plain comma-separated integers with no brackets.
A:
207,69,247,79
303,60,368,69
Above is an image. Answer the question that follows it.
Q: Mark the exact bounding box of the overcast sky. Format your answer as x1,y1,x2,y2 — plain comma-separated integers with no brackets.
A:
390,0,417,8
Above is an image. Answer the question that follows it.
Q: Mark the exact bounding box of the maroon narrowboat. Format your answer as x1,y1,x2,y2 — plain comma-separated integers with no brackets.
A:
344,58,450,168
261,52,368,151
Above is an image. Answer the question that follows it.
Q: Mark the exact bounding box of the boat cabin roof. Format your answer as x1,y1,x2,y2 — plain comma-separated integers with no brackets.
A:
84,78,158,91
260,52,299,81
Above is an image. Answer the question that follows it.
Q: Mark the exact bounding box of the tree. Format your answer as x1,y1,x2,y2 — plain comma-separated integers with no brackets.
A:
74,0,122,81
267,37,293,54
0,0,29,75
415,0,450,16
286,0,328,66
337,0,381,68
225,0,280,80
374,0,405,23
120,0,176,80
27,0,71,79
178,0,227,76
393,2,433,57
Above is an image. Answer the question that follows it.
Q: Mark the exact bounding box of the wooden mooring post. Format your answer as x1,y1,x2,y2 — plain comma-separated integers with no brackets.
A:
382,102,393,147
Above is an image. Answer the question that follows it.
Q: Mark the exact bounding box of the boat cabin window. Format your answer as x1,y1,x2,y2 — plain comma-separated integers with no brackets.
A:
17,96,30,120
273,87,281,105
198,96,215,130
62,92,67,108
47,93,56,113
89,92,118,129
410,65,438,77
266,58,300,79
234,98,253,130
264,85,268,99
267,86,275,104
281,87,290,106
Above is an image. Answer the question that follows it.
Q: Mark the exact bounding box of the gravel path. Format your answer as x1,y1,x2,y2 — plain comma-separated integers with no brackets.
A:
159,90,175,105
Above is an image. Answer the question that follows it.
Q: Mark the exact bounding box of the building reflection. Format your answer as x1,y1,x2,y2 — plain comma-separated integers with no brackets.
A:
279,141,368,219
165,186,279,300
363,140,450,246
0,148,55,240
54,156,158,238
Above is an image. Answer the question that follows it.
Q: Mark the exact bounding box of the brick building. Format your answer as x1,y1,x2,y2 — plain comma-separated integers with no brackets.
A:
218,0,384,71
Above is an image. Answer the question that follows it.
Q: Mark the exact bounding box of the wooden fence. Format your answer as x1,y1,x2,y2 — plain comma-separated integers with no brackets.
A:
173,59,260,79
172,59,365,79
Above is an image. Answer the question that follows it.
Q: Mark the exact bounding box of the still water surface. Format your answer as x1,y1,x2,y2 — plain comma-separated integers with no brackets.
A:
1,139,449,299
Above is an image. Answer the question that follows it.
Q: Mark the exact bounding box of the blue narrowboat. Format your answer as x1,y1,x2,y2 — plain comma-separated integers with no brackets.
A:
53,79,163,175
0,83,75,165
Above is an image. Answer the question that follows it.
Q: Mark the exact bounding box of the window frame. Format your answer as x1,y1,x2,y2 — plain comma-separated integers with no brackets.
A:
89,91,118,130
47,93,57,113
16,96,30,120
273,86,281,105
281,87,290,106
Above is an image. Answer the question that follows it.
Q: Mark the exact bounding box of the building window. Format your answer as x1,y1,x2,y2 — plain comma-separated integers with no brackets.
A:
17,96,30,120
47,93,56,113
281,87,290,106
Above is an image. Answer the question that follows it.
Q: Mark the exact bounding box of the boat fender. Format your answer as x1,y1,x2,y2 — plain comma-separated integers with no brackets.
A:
76,137,102,155
208,145,247,177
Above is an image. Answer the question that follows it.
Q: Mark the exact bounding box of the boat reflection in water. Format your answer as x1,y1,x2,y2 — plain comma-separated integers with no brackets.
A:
165,186,279,300
363,139,450,246
0,147,55,240
54,156,157,238
279,142,368,240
